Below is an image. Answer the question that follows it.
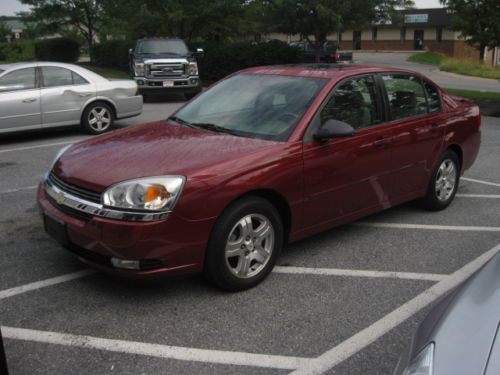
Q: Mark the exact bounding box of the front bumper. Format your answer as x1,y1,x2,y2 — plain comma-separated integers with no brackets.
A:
37,183,215,279
134,76,202,94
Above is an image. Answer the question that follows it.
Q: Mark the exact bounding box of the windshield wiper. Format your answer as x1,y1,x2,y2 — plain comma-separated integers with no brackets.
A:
189,122,243,137
167,116,197,128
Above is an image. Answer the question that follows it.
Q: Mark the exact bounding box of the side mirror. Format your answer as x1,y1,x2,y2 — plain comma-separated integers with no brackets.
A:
195,48,204,58
128,48,133,55
313,119,355,142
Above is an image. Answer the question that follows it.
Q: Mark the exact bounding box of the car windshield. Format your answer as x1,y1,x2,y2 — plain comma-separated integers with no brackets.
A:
172,74,328,141
136,40,188,55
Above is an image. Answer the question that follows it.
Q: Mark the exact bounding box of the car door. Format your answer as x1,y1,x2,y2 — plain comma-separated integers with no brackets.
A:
39,66,96,127
0,67,41,132
302,74,394,229
379,73,445,199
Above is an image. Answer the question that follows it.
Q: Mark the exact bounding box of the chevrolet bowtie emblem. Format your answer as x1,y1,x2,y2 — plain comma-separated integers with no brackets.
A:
54,191,66,205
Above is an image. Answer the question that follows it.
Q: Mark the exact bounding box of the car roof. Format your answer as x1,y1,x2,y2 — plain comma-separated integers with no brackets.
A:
0,61,109,82
240,64,423,80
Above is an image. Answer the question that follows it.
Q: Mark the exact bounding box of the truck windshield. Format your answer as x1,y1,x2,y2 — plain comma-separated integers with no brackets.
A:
171,74,328,142
136,40,188,55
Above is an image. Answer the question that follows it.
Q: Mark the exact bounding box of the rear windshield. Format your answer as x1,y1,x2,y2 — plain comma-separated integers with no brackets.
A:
136,40,188,55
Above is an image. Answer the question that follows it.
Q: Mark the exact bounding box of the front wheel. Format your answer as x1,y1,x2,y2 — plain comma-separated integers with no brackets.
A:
204,197,283,291
421,150,460,211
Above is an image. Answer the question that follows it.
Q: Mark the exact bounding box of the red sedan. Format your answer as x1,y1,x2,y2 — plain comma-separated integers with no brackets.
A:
38,64,481,291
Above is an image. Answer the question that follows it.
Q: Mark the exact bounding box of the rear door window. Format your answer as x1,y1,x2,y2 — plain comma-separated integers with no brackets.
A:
381,74,428,120
42,67,89,87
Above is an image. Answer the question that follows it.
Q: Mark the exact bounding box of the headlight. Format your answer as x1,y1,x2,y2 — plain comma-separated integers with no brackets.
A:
103,176,185,212
134,62,145,76
403,343,434,375
187,62,198,76
50,144,71,170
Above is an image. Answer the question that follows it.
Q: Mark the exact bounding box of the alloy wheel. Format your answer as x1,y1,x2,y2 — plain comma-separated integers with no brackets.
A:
435,159,457,201
225,213,275,279
88,107,111,132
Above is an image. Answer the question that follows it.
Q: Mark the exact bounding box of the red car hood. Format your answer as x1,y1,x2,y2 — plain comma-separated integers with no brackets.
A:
53,121,278,192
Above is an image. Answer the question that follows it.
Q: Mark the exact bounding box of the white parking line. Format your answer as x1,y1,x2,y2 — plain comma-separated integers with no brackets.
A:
290,242,500,375
1,326,310,370
0,185,38,194
273,266,446,282
354,222,500,232
462,177,500,188
0,270,95,300
456,193,500,198
0,139,84,154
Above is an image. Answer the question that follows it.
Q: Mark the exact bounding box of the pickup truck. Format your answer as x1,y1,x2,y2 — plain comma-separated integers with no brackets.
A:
129,38,204,100
290,41,353,64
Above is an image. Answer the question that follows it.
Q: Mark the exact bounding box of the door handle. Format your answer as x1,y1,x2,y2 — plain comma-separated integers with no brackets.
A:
430,123,440,133
78,93,92,97
373,137,390,149
22,98,37,103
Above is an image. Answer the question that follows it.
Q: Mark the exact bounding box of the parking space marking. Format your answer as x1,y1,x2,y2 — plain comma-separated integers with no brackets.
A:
0,139,85,154
0,270,95,300
0,185,38,194
456,193,500,198
462,177,500,188
291,243,500,375
273,266,446,282
1,326,310,370
354,222,500,232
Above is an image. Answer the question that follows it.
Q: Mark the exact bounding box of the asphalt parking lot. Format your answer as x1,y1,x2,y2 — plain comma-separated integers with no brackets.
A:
1,100,500,374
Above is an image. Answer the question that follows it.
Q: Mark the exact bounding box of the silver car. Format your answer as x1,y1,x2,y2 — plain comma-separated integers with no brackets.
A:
0,62,143,135
394,249,500,375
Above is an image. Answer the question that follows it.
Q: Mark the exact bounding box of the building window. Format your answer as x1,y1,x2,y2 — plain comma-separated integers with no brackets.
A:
400,27,406,42
372,26,378,42
436,27,443,42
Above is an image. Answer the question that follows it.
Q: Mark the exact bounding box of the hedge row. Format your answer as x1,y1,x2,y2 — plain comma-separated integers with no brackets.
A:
34,37,80,62
90,40,132,70
89,40,304,81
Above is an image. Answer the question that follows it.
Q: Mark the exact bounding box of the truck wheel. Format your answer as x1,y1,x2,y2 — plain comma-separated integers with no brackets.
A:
184,92,198,101
81,102,114,135
204,196,283,291
421,150,460,211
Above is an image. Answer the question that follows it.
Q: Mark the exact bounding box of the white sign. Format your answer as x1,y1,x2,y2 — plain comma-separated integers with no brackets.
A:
404,14,429,23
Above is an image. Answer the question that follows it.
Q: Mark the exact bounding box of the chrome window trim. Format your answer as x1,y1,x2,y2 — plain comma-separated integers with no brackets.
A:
44,175,170,222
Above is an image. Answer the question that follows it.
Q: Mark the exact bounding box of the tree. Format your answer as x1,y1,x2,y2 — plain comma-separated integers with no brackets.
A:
99,0,246,42
256,0,413,62
440,0,500,62
0,21,10,42
19,0,103,52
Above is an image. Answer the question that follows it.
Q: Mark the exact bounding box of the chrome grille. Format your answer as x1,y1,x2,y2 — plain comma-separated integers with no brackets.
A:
147,63,185,78
48,171,101,204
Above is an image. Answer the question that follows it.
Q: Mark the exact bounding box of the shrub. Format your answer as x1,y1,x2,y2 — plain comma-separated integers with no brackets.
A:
90,40,133,70
192,42,304,82
34,37,80,62
0,40,35,62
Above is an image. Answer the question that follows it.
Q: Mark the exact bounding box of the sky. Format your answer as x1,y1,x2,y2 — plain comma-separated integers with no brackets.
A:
0,0,443,17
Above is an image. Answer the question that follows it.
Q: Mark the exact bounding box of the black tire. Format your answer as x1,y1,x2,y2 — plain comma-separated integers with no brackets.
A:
421,150,460,211
204,196,284,292
81,102,114,135
184,92,198,101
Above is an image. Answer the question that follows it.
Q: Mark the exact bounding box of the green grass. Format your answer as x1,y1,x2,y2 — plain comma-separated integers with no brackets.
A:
444,88,500,101
78,63,129,79
408,51,500,80
441,59,500,80
407,52,447,65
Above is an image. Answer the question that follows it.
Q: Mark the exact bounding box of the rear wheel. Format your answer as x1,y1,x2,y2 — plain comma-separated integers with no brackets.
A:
81,102,114,135
204,197,283,291
421,150,460,211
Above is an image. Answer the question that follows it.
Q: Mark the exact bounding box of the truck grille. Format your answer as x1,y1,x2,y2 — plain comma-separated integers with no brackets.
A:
147,63,185,78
